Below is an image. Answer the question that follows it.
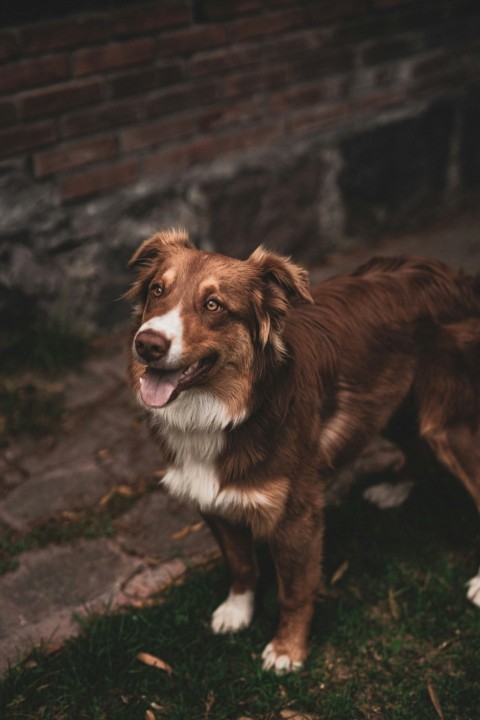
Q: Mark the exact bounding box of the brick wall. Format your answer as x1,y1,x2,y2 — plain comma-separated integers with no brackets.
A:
1,0,480,340
1,0,479,204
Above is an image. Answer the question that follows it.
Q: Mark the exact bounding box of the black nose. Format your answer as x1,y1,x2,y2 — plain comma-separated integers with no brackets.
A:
135,330,170,362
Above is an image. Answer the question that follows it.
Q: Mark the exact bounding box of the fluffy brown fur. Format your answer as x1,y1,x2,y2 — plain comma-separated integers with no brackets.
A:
127,231,480,673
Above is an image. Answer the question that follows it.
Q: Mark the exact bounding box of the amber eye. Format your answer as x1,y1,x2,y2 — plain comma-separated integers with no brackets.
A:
151,283,164,297
205,299,222,312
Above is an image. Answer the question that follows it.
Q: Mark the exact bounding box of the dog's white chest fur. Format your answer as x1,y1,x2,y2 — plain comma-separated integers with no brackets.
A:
151,392,233,512
161,427,225,510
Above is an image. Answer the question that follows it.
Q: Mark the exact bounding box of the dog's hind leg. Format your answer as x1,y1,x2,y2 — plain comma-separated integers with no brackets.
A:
423,425,480,607
203,514,258,633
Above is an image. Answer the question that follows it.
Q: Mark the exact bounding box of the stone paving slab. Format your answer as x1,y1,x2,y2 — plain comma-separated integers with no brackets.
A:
0,462,111,531
0,538,140,671
115,489,217,563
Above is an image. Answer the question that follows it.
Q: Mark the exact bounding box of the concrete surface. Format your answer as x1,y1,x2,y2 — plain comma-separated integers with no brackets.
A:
1,206,479,673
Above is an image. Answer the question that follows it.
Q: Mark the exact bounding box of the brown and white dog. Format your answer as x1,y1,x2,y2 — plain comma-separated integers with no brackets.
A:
127,229,480,673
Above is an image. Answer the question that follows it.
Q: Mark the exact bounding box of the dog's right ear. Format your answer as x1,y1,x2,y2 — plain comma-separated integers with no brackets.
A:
127,228,191,269
126,229,191,304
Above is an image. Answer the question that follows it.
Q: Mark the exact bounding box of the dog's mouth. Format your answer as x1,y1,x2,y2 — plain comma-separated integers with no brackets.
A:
139,355,216,408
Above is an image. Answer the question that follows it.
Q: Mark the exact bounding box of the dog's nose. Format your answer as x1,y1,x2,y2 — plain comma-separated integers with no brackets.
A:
135,330,171,362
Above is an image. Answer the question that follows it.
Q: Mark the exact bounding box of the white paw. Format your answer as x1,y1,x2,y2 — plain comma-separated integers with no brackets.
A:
466,569,480,607
261,642,303,675
363,481,414,509
211,589,254,634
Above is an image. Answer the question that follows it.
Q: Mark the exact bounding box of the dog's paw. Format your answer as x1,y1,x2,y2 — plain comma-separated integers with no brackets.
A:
261,642,304,675
211,589,254,634
363,481,414,509
466,569,480,607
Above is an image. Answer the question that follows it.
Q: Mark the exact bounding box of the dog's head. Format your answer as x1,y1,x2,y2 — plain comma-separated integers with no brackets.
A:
126,229,312,424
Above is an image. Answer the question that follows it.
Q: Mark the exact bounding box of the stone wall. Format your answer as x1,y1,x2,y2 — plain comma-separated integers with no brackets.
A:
0,0,480,346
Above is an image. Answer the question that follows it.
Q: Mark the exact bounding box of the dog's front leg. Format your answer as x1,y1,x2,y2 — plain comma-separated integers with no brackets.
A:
203,514,258,634
262,508,324,674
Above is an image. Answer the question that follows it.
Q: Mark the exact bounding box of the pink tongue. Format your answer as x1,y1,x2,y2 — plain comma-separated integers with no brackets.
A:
140,368,184,408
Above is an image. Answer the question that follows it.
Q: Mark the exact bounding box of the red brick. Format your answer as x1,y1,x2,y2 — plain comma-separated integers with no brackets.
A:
412,52,452,80
293,47,354,82
21,17,108,55
198,97,264,132
145,81,218,117
269,80,333,114
19,79,104,119
190,42,261,77
0,100,16,126
352,88,408,115
121,114,194,152
73,38,155,77
144,137,214,176
266,0,298,5
306,0,366,24
216,120,285,155
0,120,56,160
0,55,68,95
60,158,139,201
202,0,262,21
34,134,118,177
223,65,289,98
0,32,18,62
411,57,465,99
290,101,349,136
113,1,190,36
60,99,143,138
110,61,184,99
109,67,157,98
265,29,329,61
374,0,416,7
160,26,229,57
231,9,304,42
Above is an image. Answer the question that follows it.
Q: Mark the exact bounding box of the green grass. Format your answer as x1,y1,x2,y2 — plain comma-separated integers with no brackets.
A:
0,309,90,441
1,474,479,720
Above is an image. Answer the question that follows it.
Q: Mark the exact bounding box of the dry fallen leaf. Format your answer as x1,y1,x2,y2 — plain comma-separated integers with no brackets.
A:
99,484,136,506
427,683,445,720
170,521,205,541
61,510,83,521
331,560,349,585
204,689,215,717
96,448,112,463
137,651,175,676
145,710,156,720
388,587,400,620
280,710,318,720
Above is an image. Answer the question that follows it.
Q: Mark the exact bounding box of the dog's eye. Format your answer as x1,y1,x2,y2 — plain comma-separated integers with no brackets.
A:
205,299,222,312
151,283,164,297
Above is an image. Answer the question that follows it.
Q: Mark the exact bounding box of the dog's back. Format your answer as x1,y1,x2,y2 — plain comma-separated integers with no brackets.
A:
297,257,480,469
313,255,480,327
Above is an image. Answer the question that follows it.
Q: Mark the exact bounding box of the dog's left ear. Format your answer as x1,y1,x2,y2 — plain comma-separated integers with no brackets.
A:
248,246,313,305
248,246,313,354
